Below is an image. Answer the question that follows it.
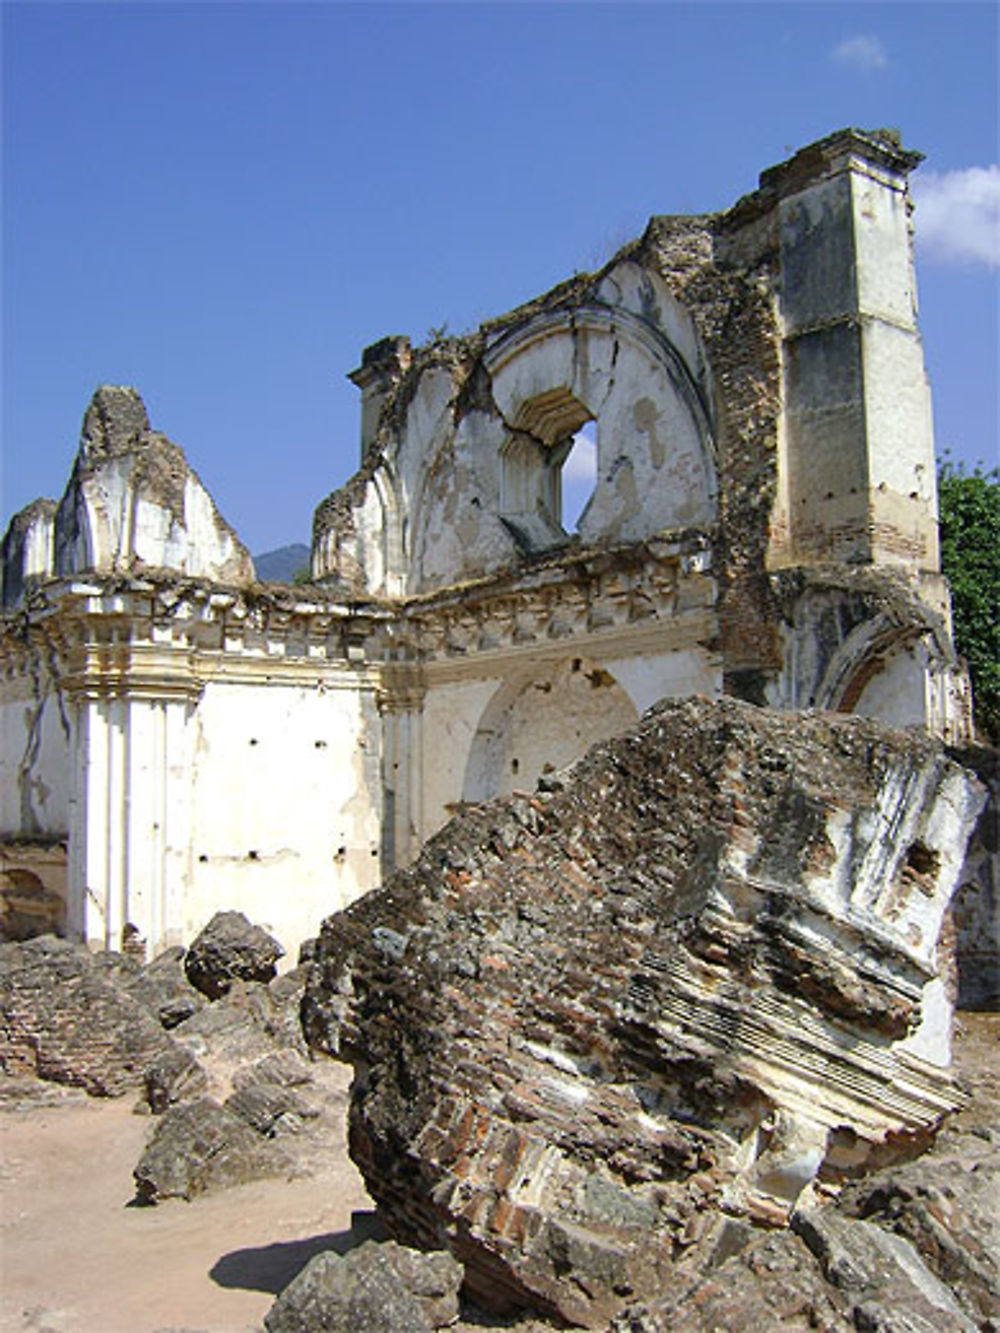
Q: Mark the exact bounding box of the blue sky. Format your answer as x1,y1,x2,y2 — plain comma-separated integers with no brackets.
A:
3,1,998,554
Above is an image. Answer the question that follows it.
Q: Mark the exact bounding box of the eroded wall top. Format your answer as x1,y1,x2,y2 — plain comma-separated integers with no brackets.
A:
313,251,722,599
312,127,939,660
2,387,254,609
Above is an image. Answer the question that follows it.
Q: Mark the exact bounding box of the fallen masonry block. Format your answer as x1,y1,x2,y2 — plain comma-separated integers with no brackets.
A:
184,910,284,999
303,697,986,1328
133,1096,294,1202
0,935,177,1096
263,1240,463,1333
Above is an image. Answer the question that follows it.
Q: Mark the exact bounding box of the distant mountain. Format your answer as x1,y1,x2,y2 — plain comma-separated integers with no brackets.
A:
254,543,311,583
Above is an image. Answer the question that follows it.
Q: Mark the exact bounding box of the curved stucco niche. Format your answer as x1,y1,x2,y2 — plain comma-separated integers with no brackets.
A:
484,299,717,550
463,656,639,804
403,280,717,595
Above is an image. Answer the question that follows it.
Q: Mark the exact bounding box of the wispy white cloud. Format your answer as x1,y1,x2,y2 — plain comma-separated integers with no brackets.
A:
831,34,887,72
564,431,597,483
913,166,1000,268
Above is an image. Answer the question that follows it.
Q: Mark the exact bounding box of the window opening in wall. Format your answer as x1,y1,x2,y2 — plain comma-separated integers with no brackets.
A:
500,391,596,553
561,419,597,533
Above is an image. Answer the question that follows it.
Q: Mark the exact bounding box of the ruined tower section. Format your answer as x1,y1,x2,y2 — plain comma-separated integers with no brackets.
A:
766,130,938,575
715,130,968,739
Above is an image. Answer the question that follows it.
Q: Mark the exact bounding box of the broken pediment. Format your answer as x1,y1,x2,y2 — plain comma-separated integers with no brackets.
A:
1,387,254,608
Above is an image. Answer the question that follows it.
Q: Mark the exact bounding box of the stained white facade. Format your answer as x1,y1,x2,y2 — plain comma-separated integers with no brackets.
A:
0,129,974,959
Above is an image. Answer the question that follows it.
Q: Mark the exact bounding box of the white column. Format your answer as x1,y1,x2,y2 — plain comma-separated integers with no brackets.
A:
65,697,88,941
105,695,127,952
162,697,194,949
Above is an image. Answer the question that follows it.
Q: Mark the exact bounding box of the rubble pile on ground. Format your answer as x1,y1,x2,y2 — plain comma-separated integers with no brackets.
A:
1,705,996,1331
0,910,346,1204
304,698,992,1328
0,934,178,1096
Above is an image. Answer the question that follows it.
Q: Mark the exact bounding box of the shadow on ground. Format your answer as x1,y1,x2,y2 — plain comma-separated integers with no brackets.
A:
210,1229,354,1294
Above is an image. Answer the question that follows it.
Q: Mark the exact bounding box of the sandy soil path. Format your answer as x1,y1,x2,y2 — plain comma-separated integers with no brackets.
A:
0,1068,371,1333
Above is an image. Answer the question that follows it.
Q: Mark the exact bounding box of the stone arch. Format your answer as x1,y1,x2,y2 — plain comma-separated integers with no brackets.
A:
773,582,968,738
463,657,639,803
484,301,717,550
405,281,718,593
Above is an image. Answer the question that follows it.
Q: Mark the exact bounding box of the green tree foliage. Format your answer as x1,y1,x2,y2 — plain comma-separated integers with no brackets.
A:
937,460,1000,742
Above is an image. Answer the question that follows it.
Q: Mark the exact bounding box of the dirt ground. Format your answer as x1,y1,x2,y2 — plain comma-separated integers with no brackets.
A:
1,1018,996,1333
0,1062,372,1333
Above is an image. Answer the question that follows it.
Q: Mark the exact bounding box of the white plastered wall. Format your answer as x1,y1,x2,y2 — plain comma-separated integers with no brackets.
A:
57,668,382,960
0,675,71,840
186,676,382,951
416,639,720,842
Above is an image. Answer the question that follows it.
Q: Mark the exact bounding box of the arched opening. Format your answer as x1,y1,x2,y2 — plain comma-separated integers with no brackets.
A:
463,658,638,803
499,390,596,553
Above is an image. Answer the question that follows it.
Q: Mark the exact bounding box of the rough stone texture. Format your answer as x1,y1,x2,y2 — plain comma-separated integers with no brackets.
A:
168,972,309,1094
304,698,983,1328
0,935,176,1096
143,1041,209,1114
949,743,999,1010
224,1078,319,1137
609,1228,854,1333
132,1096,294,1203
122,945,207,1029
231,1046,315,1092
263,1240,462,1333
611,1210,982,1333
184,911,284,999
837,1131,1000,1322
792,1209,976,1332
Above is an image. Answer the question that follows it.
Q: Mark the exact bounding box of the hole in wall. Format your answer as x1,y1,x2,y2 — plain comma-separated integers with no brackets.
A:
905,841,939,878
247,850,259,861
561,419,597,532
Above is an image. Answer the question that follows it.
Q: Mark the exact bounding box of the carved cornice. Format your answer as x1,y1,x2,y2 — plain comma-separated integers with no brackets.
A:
1,539,718,697
375,535,716,666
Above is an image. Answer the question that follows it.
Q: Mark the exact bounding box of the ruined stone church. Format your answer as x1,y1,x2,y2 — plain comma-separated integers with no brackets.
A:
0,129,974,958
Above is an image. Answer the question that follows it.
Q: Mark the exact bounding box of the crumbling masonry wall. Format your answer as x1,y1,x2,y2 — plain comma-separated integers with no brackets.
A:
0,128,981,960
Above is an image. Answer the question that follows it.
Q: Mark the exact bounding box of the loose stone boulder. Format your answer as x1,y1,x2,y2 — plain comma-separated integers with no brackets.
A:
303,698,985,1328
142,1041,209,1114
122,945,206,1029
184,911,284,999
263,1240,463,1333
133,1096,294,1202
0,935,176,1096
